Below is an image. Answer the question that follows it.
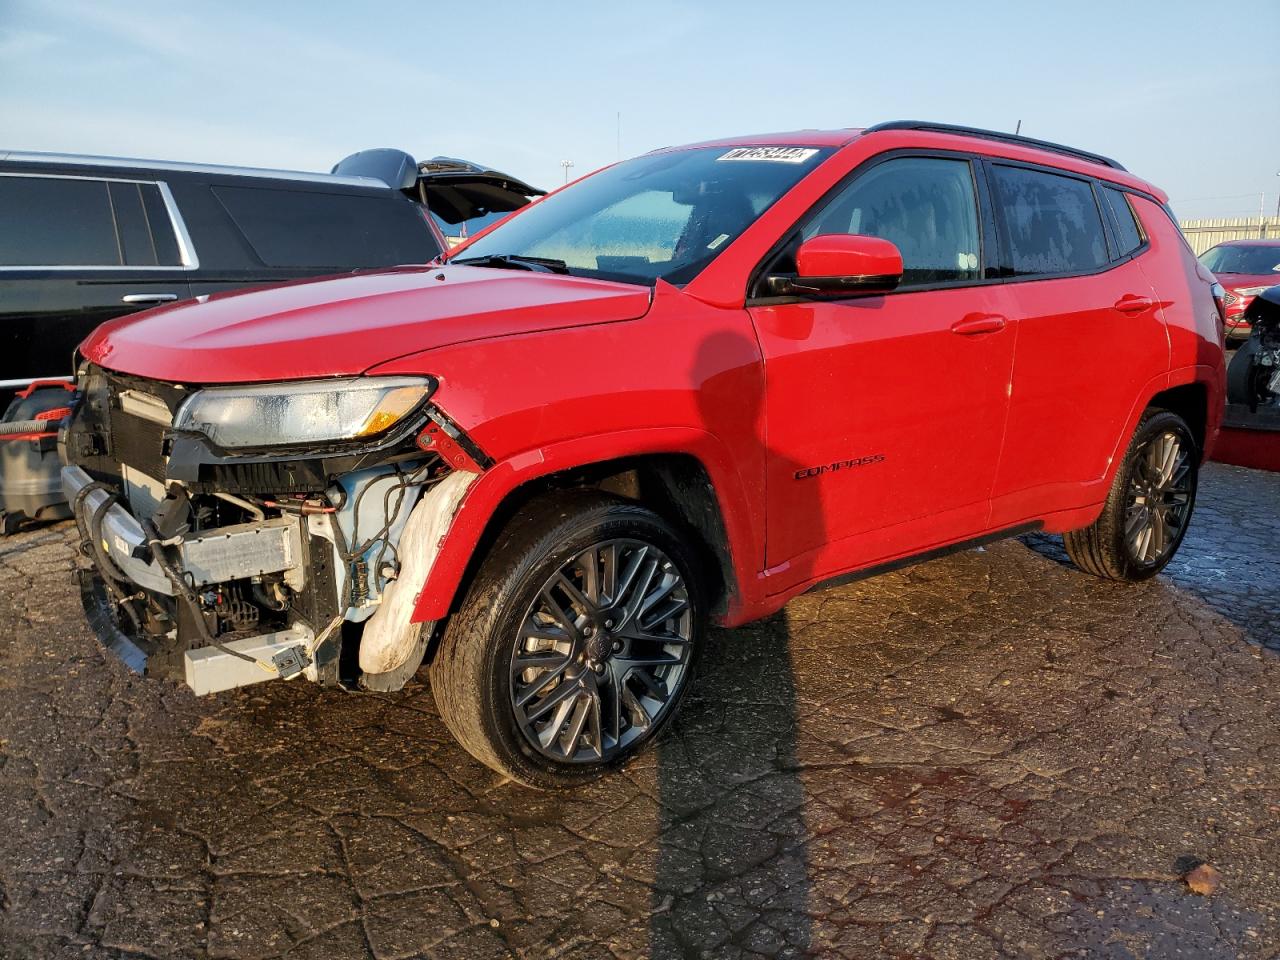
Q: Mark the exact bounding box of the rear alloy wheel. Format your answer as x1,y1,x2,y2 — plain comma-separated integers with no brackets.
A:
1064,409,1198,582
430,495,703,788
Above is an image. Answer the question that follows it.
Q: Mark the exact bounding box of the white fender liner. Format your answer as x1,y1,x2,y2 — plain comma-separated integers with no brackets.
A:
358,470,475,675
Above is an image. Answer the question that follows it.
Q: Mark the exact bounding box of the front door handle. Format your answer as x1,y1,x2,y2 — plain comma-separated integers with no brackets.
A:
951,312,1008,335
1113,294,1154,314
121,293,179,305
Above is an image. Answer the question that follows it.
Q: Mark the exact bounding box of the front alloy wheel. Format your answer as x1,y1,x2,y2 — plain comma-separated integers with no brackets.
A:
430,495,703,788
510,539,693,764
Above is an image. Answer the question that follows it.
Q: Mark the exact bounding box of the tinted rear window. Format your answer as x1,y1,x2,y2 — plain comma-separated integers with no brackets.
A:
992,165,1109,277
0,175,122,266
213,186,440,268
1102,186,1143,258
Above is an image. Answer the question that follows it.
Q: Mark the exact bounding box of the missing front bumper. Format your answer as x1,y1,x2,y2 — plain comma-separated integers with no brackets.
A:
63,465,304,595
66,464,329,693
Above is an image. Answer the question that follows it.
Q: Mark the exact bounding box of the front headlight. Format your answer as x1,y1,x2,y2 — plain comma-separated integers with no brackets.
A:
1235,285,1275,298
173,377,433,449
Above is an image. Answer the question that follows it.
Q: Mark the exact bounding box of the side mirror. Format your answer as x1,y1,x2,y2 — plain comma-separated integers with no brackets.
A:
767,234,903,297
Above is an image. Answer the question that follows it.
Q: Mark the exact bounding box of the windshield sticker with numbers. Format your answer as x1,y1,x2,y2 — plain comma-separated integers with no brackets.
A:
716,147,820,163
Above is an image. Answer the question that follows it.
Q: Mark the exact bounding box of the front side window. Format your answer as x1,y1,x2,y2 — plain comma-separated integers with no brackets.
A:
0,174,122,266
992,165,1109,276
452,146,832,285
801,156,982,286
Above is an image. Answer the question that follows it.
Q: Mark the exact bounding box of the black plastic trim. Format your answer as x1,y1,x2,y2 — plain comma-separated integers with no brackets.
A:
804,522,1045,596
78,568,150,673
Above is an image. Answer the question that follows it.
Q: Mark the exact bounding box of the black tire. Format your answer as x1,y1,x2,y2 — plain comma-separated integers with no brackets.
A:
429,493,704,788
1226,338,1259,405
1063,409,1198,582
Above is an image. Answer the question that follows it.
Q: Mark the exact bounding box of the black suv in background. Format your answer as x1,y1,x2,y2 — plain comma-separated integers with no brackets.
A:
0,148,542,397
0,148,541,529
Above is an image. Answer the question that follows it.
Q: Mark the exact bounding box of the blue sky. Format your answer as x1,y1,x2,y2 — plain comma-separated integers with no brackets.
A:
1,0,1277,220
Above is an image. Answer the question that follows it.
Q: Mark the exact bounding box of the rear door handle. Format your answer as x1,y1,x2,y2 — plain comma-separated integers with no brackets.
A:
1113,294,1154,314
121,293,179,305
951,313,1007,335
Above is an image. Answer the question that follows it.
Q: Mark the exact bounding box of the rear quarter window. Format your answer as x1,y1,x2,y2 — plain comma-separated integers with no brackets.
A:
1101,186,1144,258
212,185,440,269
991,164,1109,277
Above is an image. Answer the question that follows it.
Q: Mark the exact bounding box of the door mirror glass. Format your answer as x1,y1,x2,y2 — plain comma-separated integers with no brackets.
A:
769,234,903,296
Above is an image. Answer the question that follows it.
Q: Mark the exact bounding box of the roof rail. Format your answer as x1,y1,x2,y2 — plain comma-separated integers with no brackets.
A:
0,150,390,188
862,121,1127,171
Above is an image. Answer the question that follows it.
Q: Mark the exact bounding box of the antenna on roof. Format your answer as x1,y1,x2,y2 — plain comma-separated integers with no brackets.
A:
1015,119,1022,135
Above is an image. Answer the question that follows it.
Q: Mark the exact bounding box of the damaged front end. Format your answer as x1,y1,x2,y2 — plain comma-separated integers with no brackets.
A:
1228,287,1280,413
62,365,484,695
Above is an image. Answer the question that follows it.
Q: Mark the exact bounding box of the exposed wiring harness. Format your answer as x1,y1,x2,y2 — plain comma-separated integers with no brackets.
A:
330,462,440,608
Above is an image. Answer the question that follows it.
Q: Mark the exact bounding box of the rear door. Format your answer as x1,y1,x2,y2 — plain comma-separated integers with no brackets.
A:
985,162,1168,526
0,172,191,395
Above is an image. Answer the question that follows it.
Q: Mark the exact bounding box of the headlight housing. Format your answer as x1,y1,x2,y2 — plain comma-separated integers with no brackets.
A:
1235,285,1275,298
173,377,433,449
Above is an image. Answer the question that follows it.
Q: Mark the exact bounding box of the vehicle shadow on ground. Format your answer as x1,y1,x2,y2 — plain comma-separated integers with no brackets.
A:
651,611,812,957
1021,463,1280,651
646,329,821,956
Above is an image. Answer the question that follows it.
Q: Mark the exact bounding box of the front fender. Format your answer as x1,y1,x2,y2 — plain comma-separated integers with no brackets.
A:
408,425,762,626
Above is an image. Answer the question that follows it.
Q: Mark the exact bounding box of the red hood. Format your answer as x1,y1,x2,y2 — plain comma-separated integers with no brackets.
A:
1216,272,1280,291
81,265,652,383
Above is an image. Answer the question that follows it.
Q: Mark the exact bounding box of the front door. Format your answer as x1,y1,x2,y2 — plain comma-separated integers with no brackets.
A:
749,154,1015,591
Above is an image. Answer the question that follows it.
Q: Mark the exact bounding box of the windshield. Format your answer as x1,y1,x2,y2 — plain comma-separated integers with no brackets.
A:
451,145,832,285
1200,244,1280,276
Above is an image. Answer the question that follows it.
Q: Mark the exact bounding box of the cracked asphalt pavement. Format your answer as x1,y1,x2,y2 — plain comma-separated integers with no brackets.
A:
0,463,1277,959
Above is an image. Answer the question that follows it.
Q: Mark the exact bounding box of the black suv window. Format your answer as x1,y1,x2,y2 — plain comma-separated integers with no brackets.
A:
1101,186,1143,258
213,186,440,269
107,181,183,267
991,165,1108,276
0,175,121,266
802,156,982,286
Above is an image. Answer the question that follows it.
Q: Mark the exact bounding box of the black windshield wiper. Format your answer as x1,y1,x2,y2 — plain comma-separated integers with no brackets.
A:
451,253,570,274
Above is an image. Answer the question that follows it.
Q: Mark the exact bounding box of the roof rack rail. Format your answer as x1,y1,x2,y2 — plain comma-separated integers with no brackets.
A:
863,121,1127,172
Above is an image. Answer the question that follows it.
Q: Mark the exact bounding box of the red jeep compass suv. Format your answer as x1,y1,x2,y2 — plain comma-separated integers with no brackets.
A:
64,122,1225,787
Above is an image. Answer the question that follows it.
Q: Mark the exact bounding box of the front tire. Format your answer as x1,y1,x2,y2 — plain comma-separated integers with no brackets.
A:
429,494,704,788
1063,409,1198,582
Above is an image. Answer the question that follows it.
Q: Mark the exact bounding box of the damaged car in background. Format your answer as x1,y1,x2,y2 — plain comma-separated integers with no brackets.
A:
1228,285,1280,412
63,122,1223,788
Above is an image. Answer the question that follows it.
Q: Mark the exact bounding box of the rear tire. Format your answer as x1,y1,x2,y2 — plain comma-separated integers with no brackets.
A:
429,493,704,788
1063,409,1198,582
